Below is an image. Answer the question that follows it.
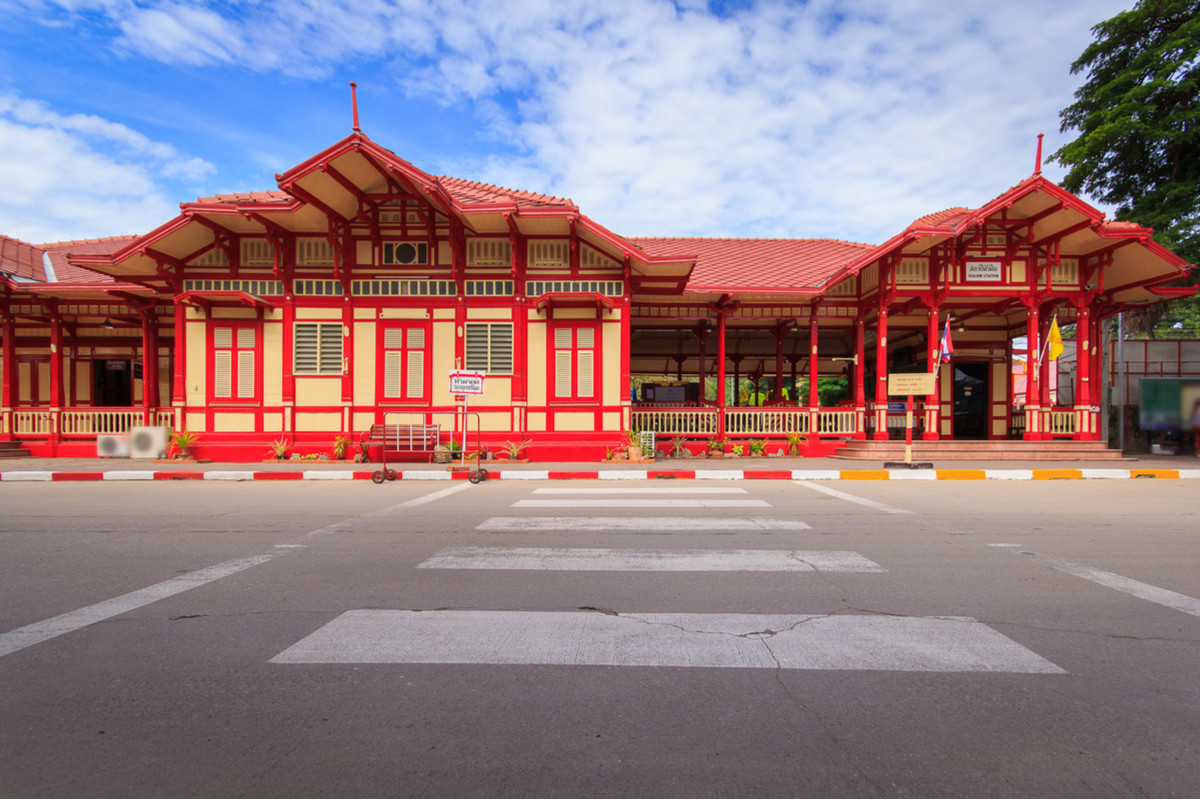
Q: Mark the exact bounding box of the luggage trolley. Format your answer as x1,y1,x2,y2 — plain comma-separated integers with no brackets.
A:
463,410,488,484
370,412,440,484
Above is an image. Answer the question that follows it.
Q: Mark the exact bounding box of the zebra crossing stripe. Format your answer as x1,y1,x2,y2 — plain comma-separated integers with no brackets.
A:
513,498,771,508
476,516,812,532
417,547,884,572
270,609,1065,673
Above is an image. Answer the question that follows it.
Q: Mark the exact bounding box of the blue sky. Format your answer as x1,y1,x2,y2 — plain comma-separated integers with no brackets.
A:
1,0,1133,247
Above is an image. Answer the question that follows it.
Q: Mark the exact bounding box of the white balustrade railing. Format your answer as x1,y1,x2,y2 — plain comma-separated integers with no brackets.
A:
816,409,857,435
1045,408,1078,436
632,407,719,435
14,410,53,435
60,408,143,435
724,408,810,436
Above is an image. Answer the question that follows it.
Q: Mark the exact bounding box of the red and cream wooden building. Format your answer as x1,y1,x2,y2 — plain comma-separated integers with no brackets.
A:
1,129,1193,460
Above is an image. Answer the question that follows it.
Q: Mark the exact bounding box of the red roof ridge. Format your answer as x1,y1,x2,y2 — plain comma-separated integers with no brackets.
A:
628,235,876,248
39,235,141,249
191,190,292,204
438,175,575,207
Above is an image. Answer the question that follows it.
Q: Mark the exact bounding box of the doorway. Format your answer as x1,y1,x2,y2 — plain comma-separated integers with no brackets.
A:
953,362,989,440
94,359,132,406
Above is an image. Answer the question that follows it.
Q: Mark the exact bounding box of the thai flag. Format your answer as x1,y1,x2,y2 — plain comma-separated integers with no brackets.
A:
939,320,953,363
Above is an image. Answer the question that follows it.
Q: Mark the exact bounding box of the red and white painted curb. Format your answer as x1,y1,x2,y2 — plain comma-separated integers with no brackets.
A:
2,467,1198,482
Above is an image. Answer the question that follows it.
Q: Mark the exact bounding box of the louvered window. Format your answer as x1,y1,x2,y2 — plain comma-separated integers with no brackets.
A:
294,323,344,375
381,324,428,401
464,323,513,374
211,323,257,400
550,323,597,401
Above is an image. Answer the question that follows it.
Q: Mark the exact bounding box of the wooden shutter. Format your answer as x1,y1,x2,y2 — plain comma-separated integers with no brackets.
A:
214,351,232,398
294,324,318,373
406,328,425,399
384,352,402,398
319,324,342,373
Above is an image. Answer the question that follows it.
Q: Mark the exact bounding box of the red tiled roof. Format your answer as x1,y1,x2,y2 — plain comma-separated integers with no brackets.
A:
911,207,972,229
0,234,46,281
628,237,876,291
41,237,140,284
438,176,575,209
192,190,293,205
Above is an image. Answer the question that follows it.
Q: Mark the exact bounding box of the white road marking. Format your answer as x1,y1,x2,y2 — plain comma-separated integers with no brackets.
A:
417,547,885,572
477,516,811,532
271,609,1065,673
0,482,472,658
793,481,911,514
532,487,747,494
0,554,279,658
1024,552,1200,618
513,498,771,508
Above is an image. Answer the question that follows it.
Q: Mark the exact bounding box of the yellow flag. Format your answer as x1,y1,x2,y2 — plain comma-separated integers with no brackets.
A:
1048,316,1064,361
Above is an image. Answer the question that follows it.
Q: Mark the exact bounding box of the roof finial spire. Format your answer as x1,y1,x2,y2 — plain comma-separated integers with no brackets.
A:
1034,132,1044,176
350,82,361,133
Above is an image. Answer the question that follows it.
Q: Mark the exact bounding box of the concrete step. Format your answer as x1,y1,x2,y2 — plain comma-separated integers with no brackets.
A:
832,440,1127,461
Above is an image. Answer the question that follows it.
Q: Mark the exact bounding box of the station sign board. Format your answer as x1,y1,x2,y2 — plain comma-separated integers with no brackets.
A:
448,370,486,395
887,373,937,397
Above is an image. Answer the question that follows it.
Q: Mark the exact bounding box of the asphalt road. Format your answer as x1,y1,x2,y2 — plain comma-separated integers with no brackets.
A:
1,479,1197,797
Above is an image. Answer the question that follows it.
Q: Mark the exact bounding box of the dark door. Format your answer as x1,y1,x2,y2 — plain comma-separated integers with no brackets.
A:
953,362,988,440
94,359,132,406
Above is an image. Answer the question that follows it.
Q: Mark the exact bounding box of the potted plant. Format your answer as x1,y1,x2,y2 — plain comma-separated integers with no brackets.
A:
501,439,531,462
332,435,351,460
731,444,745,457
749,440,765,457
169,430,199,460
785,432,807,456
669,436,689,459
266,438,290,461
707,436,726,457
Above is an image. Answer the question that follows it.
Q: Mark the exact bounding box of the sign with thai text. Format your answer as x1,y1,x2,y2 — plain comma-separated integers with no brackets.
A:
887,373,937,396
448,370,486,395
965,260,1003,282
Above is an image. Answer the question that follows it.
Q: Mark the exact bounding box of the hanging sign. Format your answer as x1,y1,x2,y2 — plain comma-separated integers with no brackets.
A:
887,373,937,396
965,260,1003,282
448,370,486,395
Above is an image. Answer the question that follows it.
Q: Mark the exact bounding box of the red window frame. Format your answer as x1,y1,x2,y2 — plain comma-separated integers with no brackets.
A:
377,322,431,404
208,321,261,404
548,321,600,403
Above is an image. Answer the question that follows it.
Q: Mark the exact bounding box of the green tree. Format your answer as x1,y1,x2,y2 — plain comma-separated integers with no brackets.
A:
1052,0,1200,336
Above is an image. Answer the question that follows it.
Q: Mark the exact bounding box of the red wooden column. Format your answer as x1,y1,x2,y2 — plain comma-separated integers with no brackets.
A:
773,324,786,402
1075,304,1092,440
716,310,727,441
140,312,160,424
1023,303,1041,440
696,323,707,401
48,314,64,452
808,312,819,435
1,311,15,440
171,301,187,417
873,303,889,440
1039,317,1053,434
852,316,866,440
923,305,940,440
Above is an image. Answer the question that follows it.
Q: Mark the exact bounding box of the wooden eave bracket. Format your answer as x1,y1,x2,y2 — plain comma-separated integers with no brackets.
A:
531,292,616,317
176,290,274,317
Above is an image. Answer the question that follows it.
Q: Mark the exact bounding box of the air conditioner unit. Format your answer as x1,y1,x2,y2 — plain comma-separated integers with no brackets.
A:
129,426,168,459
97,434,129,458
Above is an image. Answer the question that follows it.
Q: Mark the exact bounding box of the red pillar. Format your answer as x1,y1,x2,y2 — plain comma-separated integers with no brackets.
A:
1023,304,1041,440
141,313,160,424
924,305,940,440
48,315,64,453
716,311,727,441
697,326,707,402
853,316,866,440
808,314,819,434
873,304,889,440
773,327,785,403
1,312,14,440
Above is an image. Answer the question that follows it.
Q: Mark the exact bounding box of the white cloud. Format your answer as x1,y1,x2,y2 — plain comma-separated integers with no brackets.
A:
19,0,1132,243
0,95,215,242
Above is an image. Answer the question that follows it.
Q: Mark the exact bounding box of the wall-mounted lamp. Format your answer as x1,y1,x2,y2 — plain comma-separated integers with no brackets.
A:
946,310,967,333
101,318,115,330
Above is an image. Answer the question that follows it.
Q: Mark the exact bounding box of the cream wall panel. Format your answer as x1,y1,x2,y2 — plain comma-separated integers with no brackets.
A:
186,412,207,432
37,362,49,402
212,308,257,320
527,321,547,405
354,322,377,404
263,412,284,432
478,380,513,406
186,320,207,402
553,309,596,320
296,307,343,320
75,361,91,403
353,412,376,430
17,362,31,402
527,411,546,431
477,412,511,431
438,242,452,266
264,321,283,404
433,309,455,320
296,378,343,405
380,308,429,319
467,308,512,320
602,320,621,405
603,411,621,432
296,412,342,431
1012,260,1026,283
357,241,372,264
992,420,1006,437
553,411,595,431
354,308,375,320
432,322,456,399
214,413,256,432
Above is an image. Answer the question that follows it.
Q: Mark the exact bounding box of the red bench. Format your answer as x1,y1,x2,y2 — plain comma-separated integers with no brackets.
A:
359,423,441,463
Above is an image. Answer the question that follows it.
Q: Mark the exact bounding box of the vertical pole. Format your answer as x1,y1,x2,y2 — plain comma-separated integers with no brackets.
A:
1,312,14,441
1116,312,1125,452
873,304,889,440
716,311,727,441
49,315,64,454
1075,305,1091,440
853,316,866,440
808,313,819,436
904,393,914,466
774,327,785,403
924,305,940,440
1024,305,1041,440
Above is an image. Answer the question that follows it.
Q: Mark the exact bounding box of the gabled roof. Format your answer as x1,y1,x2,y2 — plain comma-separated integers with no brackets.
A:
629,237,875,294
41,237,140,284
438,176,575,210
